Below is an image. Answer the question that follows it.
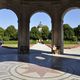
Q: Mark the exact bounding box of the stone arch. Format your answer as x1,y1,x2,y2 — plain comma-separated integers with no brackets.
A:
29,11,52,44
0,8,18,48
0,8,18,20
28,9,52,29
0,5,19,19
29,10,52,20
29,10,52,28
62,7,80,21
61,7,80,52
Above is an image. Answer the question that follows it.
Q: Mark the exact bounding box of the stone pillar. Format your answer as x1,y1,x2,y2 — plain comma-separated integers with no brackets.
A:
18,14,29,54
52,10,63,54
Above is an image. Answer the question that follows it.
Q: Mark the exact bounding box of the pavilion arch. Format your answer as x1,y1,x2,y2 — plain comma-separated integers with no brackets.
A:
61,7,80,51
29,10,52,29
0,8,19,49
29,11,52,48
29,9,64,54
29,10,52,28
29,10,52,20
0,8,19,20
62,7,80,21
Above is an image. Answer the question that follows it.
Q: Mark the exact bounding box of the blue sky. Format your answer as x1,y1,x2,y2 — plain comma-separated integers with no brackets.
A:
30,12,51,30
0,9,80,30
0,9,18,29
63,9,80,28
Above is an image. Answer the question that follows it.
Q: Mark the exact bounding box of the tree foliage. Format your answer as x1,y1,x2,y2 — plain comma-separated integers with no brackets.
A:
63,24,75,41
4,25,17,40
41,26,49,40
0,23,79,42
48,30,52,39
0,27,4,40
30,26,40,40
74,25,80,41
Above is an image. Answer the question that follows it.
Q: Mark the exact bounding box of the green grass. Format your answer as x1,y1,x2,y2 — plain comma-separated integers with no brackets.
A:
2,40,36,48
64,41,77,44
2,44,18,48
43,40,51,44
64,44,78,48
2,41,18,48
4,41,18,44
2,40,79,48
3,40,77,44
30,40,37,44
4,40,37,44
64,41,78,48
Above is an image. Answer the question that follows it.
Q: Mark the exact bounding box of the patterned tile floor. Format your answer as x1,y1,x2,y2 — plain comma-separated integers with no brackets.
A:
0,43,80,80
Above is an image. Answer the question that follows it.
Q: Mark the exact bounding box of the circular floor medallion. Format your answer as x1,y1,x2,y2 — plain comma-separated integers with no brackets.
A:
9,62,72,80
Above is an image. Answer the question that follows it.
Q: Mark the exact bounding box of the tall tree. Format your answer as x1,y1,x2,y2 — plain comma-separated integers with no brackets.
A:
30,26,40,40
74,25,80,41
4,25,17,40
48,30,52,39
0,27,4,40
41,26,49,40
63,24,75,41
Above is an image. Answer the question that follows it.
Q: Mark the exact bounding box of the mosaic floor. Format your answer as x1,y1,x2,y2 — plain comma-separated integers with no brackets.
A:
0,43,80,80
0,61,80,80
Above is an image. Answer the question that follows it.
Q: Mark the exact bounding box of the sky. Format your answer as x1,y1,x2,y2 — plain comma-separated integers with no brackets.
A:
0,9,80,30
0,9,18,29
30,12,51,30
63,9,80,28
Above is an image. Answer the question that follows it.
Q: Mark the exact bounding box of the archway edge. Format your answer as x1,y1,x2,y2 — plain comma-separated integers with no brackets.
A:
0,6,19,20
29,10,52,20
0,8,19,20
27,6,52,22
62,7,80,20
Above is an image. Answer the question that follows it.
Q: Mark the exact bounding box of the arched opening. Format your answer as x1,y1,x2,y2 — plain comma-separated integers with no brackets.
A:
62,8,80,55
29,11,54,67
0,9,18,48
30,11,52,50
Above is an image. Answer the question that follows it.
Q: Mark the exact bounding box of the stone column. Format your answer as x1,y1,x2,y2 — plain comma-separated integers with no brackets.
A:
51,9,63,54
18,14,29,54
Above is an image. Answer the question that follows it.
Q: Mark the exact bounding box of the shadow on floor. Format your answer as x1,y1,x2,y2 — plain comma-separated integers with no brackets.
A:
0,47,80,76
18,49,80,76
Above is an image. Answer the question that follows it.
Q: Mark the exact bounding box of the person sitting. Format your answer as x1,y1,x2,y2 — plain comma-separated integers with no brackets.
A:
52,45,59,54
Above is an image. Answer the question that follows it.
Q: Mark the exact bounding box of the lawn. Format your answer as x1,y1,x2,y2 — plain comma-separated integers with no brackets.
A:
2,40,36,48
2,41,18,48
2,40,79,49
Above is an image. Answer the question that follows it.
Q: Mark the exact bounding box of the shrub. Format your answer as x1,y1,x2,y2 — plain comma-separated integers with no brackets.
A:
3,36,10,41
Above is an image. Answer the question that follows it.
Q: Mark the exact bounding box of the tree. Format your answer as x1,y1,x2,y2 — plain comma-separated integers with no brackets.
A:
41,26,49,40
74,25,80,41
30,26,40,40
15,30,18,40
3,36,10,41
63,24,75,41
0,27,4,40
48,30,52,39
4,25,17,40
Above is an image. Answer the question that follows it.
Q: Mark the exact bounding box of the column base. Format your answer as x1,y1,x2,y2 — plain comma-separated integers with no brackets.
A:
18,46,29,54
